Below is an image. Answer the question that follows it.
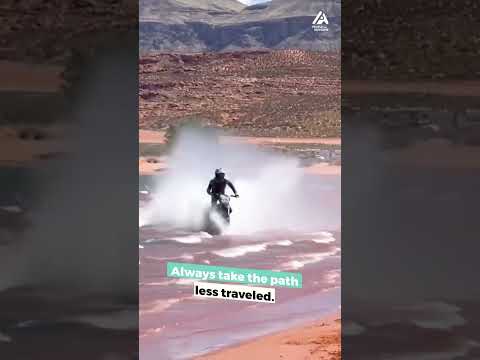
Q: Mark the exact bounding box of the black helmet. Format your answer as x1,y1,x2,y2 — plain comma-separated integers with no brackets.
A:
215,168,225,177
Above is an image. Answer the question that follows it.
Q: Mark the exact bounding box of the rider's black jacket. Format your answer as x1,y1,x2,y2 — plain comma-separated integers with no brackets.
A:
206,177,237,196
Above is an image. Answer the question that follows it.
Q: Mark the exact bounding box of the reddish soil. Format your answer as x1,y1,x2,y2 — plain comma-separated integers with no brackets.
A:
139,50,340,137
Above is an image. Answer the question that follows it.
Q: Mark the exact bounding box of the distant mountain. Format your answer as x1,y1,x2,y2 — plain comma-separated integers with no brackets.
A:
140,0,340,53
140,0,245,23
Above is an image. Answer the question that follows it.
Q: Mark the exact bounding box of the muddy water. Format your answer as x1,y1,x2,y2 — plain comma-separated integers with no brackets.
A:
139,174,340,360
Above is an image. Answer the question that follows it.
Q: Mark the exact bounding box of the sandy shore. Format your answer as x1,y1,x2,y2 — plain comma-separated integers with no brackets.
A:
139,156,168,175
0,127,65,166
139,130,341,176
139,129,166,144
343,80,480,96
195,315,340,360
305,163,341,175
0,61,63,92
139,157,340,176
139,130,340,146
221,136,341,146
385,139,480,169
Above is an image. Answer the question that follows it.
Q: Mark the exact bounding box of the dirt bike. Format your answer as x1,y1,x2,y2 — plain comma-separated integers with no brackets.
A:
205,193,238,235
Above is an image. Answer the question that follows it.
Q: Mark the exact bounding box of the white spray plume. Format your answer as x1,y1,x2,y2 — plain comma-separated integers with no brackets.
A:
141,127,338,234
0,44,138,296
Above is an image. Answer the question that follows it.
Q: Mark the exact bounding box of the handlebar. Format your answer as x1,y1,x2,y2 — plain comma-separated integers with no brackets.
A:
208,193,239,198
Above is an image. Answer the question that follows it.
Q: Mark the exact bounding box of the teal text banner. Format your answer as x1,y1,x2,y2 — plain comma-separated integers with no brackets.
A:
167,261,302,288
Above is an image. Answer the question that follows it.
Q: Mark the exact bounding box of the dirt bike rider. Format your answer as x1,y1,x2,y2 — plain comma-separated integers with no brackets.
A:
206,169,238,207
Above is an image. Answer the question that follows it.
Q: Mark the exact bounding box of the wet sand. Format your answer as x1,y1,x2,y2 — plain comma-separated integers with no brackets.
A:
196,314,340,360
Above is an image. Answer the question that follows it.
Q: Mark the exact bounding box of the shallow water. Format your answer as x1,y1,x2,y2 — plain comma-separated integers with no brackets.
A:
139,219,341,359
